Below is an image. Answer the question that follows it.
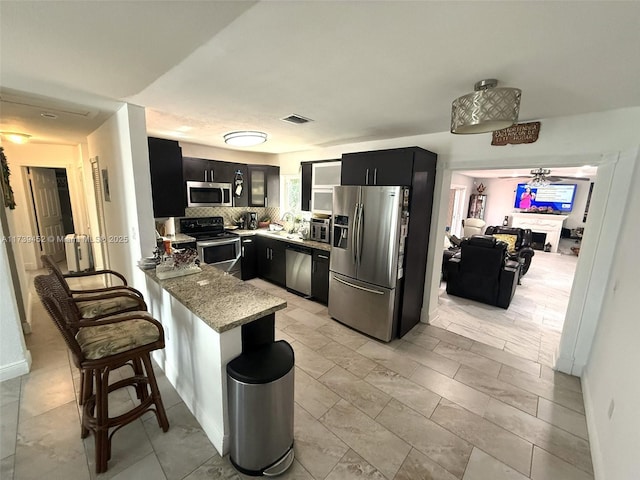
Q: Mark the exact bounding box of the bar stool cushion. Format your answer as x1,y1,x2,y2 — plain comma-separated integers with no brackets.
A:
77,296,143,319
76,318,160,360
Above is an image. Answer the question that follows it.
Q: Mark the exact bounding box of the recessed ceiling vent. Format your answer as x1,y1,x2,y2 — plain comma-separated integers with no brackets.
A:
281,114,313,125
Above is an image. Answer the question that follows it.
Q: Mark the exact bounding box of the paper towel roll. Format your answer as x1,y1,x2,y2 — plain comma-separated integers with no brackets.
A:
164,217,175,237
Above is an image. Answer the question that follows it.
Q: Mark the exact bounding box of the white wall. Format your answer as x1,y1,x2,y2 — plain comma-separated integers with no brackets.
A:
87,104,155,282
179,141,277,165
0,219,31,381
478,177,596,230
581,153,640,480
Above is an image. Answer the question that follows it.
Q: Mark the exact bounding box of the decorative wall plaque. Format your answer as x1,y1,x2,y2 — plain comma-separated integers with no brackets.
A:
491,121,540,146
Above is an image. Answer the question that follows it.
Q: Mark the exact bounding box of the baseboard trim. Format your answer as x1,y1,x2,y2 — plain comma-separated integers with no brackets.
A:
0,352,32,382
581,371,603,480
555,353,574,375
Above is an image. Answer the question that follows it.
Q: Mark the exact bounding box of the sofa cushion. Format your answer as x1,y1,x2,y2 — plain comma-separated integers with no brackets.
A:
492,234,518,254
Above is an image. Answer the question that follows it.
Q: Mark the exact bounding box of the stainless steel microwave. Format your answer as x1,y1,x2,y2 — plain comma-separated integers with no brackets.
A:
186,181,233,207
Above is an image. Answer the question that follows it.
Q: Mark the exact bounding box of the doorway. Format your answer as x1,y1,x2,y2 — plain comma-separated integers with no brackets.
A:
447,185,467,238
437,166,598,370
26,166,75,266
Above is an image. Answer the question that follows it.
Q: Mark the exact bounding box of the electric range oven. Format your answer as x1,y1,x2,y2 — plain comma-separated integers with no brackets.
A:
179,217,241,278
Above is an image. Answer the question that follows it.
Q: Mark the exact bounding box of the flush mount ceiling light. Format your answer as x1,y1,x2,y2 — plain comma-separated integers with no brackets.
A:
223,131,267,147
1,131,32,144
450,79,521,134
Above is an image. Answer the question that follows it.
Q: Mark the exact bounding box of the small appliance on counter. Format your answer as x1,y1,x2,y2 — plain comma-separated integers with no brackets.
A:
246,212,258,230
310,217,331,243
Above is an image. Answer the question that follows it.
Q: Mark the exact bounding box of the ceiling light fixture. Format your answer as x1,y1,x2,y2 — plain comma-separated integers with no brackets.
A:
223,131,267,147
1,132,32,144
450,79,521,134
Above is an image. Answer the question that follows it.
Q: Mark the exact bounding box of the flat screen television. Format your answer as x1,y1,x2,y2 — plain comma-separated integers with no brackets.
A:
514,183,577,212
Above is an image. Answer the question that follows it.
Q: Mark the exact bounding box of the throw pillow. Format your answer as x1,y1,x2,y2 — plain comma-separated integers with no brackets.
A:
492,234,517,254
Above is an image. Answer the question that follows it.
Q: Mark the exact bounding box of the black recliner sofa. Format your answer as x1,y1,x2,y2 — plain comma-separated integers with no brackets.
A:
484,226,535,277
446,235,521,309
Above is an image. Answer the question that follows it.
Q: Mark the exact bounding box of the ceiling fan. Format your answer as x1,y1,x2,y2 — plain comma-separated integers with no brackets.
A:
501,168,590,186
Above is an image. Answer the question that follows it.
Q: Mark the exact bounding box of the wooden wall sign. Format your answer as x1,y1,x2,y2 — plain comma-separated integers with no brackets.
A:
491,121,540,146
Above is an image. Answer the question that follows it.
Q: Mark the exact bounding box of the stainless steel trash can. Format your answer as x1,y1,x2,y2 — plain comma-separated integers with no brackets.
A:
227,340,295,476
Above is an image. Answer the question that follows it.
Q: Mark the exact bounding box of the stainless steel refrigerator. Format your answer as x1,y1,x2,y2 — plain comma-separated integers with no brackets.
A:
328,186,409,341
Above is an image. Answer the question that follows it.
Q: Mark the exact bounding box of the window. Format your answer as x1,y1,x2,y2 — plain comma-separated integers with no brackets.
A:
281,174,301,213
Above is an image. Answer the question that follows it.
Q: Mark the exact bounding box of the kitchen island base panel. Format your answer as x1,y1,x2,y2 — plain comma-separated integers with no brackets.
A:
147,277,241,455
141,264,287,457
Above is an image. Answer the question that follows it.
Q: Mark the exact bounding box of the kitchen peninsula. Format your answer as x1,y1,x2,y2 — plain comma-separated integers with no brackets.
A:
142,264,287,456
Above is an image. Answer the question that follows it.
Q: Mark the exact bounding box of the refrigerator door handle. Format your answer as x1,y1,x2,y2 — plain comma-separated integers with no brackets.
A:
357,203,364,265
365,168,369,185
352,203,359,265
334,276,385,295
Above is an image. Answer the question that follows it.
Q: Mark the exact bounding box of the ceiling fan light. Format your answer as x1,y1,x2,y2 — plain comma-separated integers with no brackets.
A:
1,131,31,144
223,131,267,147
451,79,521,134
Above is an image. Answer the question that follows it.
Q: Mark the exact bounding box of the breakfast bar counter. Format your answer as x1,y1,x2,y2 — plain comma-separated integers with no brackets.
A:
141,264,287,456
142,265,286,332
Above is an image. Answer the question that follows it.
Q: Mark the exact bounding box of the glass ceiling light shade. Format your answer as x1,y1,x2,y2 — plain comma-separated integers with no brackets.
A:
1,132,32,144
450,79,521,134
223,131,267,147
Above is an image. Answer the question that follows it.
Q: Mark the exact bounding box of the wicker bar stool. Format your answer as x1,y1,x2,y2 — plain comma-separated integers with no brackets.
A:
34,274,170,473
41,255,150,404
41,254,147,319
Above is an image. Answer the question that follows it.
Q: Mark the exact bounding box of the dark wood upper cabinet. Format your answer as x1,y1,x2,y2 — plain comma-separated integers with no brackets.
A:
183,157,235,183
148,137,185,218
341,148,414,186
301,162,312,212
248,165,280,208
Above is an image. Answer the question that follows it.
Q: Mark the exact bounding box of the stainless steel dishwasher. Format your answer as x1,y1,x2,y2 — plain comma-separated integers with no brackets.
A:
285,245,312,296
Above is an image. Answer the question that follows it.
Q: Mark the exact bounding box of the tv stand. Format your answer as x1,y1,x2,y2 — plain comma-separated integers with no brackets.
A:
511,213,568,253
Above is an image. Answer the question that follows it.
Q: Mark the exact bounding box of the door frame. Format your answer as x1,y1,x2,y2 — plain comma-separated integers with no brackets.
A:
19,164,87,269
424,149,636,376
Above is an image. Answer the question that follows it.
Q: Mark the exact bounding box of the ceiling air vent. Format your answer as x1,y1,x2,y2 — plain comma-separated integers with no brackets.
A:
281,114,313,125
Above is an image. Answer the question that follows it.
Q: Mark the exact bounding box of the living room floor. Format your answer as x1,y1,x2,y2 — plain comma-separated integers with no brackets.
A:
1,264,592,480
437,249,579,368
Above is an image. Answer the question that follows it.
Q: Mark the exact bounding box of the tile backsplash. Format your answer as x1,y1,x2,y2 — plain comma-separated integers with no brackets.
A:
158,207,281,232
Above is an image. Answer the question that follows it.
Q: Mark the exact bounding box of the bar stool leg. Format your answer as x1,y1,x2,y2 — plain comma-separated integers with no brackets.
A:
131,358,149,401
94,367,110,474
141,354,169,431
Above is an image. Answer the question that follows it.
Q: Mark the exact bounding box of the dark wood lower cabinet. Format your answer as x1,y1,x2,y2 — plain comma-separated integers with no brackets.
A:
255,236,286,286
311,250,330,304
240,237,257,280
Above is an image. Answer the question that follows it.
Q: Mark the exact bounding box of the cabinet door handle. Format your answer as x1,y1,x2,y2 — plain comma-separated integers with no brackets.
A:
211,169,214,181
365,168,370,185
374,168,377,185
204,170,208,182
242,246,245,257
318,254,329,259
266,248,270,260
243,239,253,243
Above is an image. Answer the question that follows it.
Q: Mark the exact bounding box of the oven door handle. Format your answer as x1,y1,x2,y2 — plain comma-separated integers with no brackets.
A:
196,238,240,247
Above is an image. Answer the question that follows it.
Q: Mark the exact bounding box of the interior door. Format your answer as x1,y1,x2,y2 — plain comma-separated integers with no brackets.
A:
357,186,402,288
29,167,65,262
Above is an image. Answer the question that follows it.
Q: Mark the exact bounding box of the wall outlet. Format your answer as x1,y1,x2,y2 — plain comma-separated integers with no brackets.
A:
607,399,615,419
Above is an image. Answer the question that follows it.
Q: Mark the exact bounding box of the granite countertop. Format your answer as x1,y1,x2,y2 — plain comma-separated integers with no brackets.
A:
235,229,332,252
162,233,196,244
142,264,286,333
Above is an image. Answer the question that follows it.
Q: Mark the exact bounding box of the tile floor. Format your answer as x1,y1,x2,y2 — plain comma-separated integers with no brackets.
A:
0,252,592,479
